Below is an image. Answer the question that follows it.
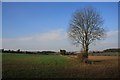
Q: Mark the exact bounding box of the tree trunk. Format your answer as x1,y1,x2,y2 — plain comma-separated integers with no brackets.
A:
84,32,88,58
82,44,89,63
85,45,88,58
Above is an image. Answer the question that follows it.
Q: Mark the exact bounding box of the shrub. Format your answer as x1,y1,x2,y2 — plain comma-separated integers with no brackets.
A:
77,52,90,63
77,53,83,62
60,50,66,55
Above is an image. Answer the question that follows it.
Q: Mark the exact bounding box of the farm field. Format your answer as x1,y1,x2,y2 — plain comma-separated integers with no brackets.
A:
2,53,119,78
89,52,120,56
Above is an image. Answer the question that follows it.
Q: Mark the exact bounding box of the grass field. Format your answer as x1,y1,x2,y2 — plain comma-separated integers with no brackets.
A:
2,53,119,78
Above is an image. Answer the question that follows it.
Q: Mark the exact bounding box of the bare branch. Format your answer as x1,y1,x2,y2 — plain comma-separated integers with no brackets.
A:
68,7,106,56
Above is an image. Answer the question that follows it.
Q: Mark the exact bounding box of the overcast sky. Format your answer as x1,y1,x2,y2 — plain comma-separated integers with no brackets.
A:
2,2,118,51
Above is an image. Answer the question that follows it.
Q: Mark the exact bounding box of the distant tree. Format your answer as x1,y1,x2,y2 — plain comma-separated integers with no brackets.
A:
17,49,20,53
68,7,106,62
2,49,4,52
60,50,66,55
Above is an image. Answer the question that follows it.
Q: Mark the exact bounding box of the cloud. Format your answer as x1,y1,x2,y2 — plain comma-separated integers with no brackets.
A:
3,29,67,42
0,38,2,49
106,30,118,38
2,29,68,51
34,29,67,42
89,30,118,51
2,29,119,51
91,41,118,51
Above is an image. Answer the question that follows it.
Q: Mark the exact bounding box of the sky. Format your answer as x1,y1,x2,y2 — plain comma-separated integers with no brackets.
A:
2,2,118,51
0,2,1,50
2,0,119,2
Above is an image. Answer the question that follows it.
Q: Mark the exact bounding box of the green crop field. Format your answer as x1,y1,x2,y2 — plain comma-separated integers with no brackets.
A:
2,53,119,78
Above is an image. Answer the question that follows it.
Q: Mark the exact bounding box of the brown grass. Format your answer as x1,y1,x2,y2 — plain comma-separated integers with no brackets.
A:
89,56,118,60
65,55,119,78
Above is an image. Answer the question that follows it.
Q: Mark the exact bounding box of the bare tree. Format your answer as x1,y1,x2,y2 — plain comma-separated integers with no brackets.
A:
68,7,105,60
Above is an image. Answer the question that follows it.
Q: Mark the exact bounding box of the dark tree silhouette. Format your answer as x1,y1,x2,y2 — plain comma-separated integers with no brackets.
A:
68,7,106,61
60,50,66,55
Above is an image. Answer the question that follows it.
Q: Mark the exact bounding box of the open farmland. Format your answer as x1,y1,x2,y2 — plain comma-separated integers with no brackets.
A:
2,53,119,78
89,52,120,56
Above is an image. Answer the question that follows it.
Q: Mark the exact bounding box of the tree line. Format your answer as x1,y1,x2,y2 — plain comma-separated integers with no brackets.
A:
0,48,119,55
0,49,56,55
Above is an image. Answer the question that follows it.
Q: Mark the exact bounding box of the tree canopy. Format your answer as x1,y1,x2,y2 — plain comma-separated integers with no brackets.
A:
68,7,106,59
